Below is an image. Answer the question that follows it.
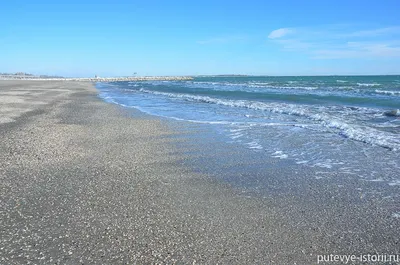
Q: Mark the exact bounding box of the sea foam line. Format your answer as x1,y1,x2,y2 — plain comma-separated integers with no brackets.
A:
375,89,400,96
138,88,400,150
357,83,381,87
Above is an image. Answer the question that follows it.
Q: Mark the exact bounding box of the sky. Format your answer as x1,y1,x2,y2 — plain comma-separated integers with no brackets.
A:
1,0,400,77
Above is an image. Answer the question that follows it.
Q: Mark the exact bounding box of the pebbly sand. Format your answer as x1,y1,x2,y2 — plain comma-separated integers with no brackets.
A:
0,81,399,264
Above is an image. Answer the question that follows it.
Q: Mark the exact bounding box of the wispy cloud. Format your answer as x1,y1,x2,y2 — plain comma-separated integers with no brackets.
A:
268,25,400,59
268,28,292,39
273,39,316,51
313,42,400,59
345,26,400,38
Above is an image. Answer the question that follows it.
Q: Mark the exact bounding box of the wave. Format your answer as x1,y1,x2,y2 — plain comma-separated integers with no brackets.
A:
248,82,272,86
139,80,386,100
375,89,400,96
357,83,380,87
248,84,319,90
138,88,400,150
384,109,400,117
187,81,369,94
281,86,318,90
190,81,246,87
186,80,320,91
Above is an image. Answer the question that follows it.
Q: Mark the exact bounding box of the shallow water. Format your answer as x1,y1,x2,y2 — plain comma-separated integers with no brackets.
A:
97,76,400,189
97,77,399,206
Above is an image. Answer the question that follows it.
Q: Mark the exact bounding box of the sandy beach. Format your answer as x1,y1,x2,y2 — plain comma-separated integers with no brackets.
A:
1,81,399,264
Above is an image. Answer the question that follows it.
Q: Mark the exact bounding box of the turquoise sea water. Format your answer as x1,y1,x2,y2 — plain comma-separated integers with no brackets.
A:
97,76,400,188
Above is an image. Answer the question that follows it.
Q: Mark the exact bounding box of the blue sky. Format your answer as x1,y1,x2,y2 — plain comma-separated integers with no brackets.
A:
1,0,400,77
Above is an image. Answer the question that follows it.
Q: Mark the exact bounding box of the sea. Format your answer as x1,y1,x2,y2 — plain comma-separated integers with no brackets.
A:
96,75,400,201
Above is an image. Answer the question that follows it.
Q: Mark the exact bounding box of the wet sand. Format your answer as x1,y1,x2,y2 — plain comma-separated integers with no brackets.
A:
0,81,399,264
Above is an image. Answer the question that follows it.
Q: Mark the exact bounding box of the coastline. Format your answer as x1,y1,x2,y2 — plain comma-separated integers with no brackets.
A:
1,81,399,264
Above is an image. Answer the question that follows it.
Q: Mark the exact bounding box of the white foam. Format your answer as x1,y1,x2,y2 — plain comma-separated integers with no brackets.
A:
388,180,400,186
271,151,288,159
366,178,385,182
229,128,246,133
283,86,318,90
312,162,333,169
248,84,318,90
247,141,263,150
138,88,400,150
375,89,400,96
296,160,309,164
357,83,380,87
230,132,245,139
315,171,332,174
248,82,272,86
167,117,235,125
0,117,15,124
392,212,400,218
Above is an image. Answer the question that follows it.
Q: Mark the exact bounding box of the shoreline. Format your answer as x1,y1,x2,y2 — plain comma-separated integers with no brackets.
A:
1,80,399,264
0,80,290,264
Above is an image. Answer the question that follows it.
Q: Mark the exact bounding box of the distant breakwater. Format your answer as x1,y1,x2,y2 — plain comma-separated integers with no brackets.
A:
0,75,193,82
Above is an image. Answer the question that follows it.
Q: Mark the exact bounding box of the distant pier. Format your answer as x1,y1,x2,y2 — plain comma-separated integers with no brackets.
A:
82,76,193,82
0,75,193,82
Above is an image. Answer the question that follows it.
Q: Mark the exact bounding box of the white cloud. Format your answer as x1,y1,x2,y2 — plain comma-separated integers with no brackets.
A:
345,26,400,38
268,28,292,39
273,39,315,51
313,42,400,59
268,25,400,59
